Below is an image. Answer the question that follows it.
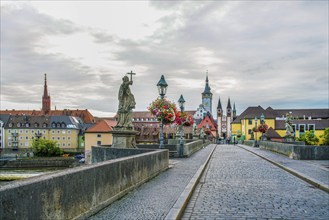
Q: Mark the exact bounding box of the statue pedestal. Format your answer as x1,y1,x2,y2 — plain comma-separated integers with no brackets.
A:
111,127,137,148
283,135,294,143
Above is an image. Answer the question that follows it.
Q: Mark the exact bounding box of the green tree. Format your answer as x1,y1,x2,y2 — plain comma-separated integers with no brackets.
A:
320,127,329,145
297,131,319,145
32,138,63,157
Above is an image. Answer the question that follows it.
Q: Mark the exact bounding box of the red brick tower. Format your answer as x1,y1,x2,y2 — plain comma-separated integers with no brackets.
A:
42,73,51,114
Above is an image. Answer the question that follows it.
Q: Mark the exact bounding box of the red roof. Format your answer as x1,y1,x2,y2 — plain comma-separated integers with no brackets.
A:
0,109,95,123
86,119,116,133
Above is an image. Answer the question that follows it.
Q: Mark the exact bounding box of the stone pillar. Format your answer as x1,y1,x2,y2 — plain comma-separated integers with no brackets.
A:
111,128,137,148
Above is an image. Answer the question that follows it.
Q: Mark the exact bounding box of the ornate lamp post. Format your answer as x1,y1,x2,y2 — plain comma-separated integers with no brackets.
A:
157,75,168,149
254,116,258,147
260,113,265,140
35,130,42,139
178,94,185,157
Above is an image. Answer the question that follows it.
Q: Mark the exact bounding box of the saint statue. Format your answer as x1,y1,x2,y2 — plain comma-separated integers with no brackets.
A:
116,73,136,129
285,113,294,137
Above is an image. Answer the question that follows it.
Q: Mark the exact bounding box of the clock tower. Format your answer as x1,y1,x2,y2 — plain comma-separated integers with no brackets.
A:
202,72,213,115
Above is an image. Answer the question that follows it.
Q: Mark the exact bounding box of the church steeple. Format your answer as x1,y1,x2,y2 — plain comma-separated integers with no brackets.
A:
202,71,213,114
227,97,232,117
42,73,51,114
217,97,223,117
233,102,236,118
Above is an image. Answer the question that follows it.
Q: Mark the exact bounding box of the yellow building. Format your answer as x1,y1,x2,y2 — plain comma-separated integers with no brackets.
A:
3,115,82,150
232,106,329,144
84,119,116,151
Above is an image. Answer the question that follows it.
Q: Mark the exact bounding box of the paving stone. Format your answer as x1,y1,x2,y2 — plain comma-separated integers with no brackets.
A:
183,144,329,219
89,144,216,220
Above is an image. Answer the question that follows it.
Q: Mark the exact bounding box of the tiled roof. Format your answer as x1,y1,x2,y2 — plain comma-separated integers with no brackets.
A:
274,109,329,119
275,119,329,130
86,119,116,133
265,127,282,138
232,106,277,124
0,109,95,123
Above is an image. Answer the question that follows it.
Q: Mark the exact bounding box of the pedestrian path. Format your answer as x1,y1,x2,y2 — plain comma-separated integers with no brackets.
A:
182,144,329,219
238,144,329,192
89,144,216,220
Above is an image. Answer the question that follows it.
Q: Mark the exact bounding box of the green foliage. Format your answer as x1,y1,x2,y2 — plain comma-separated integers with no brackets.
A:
32,138,63,157
320,127,329,145
297,131,319,145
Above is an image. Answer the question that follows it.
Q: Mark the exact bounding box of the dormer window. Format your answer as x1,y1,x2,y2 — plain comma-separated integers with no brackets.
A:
52,123,56,128
61,123,66,128
26,123,30,127
43,123,47,128
9,123,13,127
34,123,39,128
57,123,61,128
17,123,21,127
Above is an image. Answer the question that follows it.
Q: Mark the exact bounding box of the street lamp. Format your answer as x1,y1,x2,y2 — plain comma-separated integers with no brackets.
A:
178,94,185,157
260,113,265,140
254,116,258,147
157,75,168,99
35,130,42,139
157,75,168,149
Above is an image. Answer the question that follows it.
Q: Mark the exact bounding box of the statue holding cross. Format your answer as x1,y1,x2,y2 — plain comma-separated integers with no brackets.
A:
116,71,136,129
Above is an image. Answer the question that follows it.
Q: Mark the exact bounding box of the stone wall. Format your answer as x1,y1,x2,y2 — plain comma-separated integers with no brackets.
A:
183,140,211,157
0,148,169,220
0,158,76,168
244,140,329,160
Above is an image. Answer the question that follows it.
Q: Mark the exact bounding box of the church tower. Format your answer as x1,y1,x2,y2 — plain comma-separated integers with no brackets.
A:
202,72,213,115
226,97,232,138
217,97,223,138
42,73,51,114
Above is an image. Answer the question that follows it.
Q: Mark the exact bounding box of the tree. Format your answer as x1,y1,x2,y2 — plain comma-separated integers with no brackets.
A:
297,131,319,145
32,138,63,157
320,128,329,145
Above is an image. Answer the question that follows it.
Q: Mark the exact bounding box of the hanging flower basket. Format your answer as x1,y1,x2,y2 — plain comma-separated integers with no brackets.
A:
252,126,258,132
258,124,268,133
148,98,177,124
175,111,194,126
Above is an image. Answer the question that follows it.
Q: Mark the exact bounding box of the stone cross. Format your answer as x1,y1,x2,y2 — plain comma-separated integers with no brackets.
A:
127,70,136,81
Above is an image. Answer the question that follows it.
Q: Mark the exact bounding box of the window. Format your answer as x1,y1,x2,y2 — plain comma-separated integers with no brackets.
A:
63,137,66,140
62,143,66,147
68,130,71,134
9,123,12,128
57,130,60,134
25,142,29,147
62,130,66,134
97,134,101,138
248,119,252,125
26,123,29,127
52,123,56,128
43,123,47,128
8,129,11,133
97,141,102,145
52,130,55,134
19,129,23,133
25,136,28,140
68,143,71,147
25,130,29,134
308,124,315,132
299,124,305,133
248,129,252,134
17,123,21,127
57,137,60,140
8,142,12,146
34,123,39,128
20,142,23,146
31,130,35,133
19,136,23,140
68,137,71,141
43,130,46,134
52,137,55,140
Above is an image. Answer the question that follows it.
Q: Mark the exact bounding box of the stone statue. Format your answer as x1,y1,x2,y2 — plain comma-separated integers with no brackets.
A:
116,73,136,129
285,113,294,137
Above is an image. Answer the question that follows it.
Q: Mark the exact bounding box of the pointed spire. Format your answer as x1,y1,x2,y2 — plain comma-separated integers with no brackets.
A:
233,102,237,117
217,97,222,110
43,73,48,98
202,70,211,94
227,97,231,109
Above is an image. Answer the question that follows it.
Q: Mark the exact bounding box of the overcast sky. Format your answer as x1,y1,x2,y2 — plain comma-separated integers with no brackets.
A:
1,1,328,117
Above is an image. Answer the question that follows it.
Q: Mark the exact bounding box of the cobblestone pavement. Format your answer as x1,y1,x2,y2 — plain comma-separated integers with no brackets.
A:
183,145,329,220
89,144,216,220
239,144,329,188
